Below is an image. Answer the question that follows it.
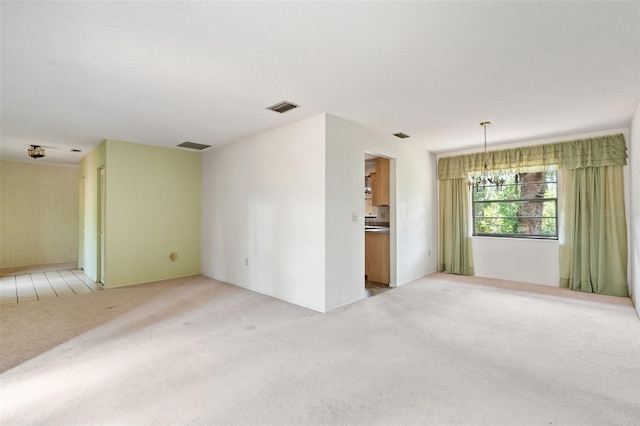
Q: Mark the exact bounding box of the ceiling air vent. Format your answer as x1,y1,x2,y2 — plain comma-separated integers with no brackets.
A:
178,141,211,150
393,132,410,139
266,101,299,114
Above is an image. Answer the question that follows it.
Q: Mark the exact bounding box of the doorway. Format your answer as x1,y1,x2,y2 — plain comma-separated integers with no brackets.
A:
79,175,85,271
97,167,105,284
364,153,394,297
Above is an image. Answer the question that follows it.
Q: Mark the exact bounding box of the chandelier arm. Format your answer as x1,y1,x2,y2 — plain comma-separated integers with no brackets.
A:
467,121,510,190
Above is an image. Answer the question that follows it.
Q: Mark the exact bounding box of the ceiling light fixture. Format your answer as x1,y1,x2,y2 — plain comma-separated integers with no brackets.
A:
467,122,506,190
28,145,45,159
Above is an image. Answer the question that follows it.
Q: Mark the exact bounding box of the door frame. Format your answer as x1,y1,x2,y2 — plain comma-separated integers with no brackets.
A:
97,166,106,284
364,152,397,287
79,175,85,270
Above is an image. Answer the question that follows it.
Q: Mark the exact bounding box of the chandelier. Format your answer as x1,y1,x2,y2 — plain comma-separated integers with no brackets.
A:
467,121,506,190
28,145,46,159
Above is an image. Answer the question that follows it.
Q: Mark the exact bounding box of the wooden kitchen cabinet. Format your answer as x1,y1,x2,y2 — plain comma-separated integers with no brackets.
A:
365,231,390,284
371,158,389,206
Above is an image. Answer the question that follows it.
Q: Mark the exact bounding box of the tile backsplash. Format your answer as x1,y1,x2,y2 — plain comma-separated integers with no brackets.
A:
376,206,390,220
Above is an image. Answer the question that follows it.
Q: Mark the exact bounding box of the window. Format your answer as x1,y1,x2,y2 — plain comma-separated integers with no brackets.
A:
472,170,557,239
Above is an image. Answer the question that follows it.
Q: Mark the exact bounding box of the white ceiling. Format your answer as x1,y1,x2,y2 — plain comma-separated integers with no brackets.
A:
2,1,639,165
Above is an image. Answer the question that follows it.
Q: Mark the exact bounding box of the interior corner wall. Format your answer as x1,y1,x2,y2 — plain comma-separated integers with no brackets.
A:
104,140,201,288
629,100,640,317
1,160,79,270
324,114,437,312
79,141,106,282
200,114,327,312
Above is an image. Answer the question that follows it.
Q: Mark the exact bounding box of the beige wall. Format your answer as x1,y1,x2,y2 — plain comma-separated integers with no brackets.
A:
1,160,79,269
81,140,201,288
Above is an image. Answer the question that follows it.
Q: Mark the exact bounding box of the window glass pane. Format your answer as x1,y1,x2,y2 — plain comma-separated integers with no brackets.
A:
472,171,557,239
474,217,520,234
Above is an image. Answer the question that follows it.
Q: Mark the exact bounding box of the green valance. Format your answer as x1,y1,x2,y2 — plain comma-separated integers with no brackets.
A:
438,133,627,180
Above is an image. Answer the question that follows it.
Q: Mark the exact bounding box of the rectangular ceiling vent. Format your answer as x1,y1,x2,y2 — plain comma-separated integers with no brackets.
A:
177,141,211,150
393,132,410,139
266,101,299,114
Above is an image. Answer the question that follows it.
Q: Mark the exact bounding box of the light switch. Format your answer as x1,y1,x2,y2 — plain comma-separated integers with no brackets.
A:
352,212,358,222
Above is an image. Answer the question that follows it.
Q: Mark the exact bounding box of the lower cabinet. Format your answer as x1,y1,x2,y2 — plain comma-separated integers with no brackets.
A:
365,231,390,284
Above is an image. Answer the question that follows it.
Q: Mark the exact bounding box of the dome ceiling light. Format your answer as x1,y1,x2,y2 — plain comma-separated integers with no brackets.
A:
28,145,45,159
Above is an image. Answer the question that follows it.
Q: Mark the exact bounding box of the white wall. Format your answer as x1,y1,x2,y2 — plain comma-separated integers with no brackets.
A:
201,115,327,312
201,113,438,313
472,237,559,286
630,101,640,317
439,128,631,289
325,114,437,311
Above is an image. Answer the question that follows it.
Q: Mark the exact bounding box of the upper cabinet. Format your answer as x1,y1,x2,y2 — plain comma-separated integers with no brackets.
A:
371,158,390,206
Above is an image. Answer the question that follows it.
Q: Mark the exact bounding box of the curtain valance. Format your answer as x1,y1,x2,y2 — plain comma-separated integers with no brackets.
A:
438,133,627,180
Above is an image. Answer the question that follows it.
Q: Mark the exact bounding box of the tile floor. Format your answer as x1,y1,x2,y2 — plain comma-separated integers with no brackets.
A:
0,269,101,305
364,281,392,297
1,272,388,304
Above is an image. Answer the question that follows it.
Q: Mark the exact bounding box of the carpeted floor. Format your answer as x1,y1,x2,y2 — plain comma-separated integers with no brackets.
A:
1,273,639,425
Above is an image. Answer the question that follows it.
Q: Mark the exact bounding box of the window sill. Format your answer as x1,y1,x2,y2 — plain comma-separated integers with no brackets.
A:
472,235,558,242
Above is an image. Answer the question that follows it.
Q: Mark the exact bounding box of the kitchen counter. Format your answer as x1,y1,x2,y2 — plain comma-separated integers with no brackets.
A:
365,226,390,233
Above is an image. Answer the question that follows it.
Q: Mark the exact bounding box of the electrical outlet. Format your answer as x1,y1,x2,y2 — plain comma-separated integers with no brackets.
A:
170,252,177,261
352,212,358,222
381,211,386,219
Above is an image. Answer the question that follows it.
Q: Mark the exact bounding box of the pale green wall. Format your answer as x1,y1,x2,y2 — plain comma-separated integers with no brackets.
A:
89,140,200,288
1,160,79,269
79,141,107,281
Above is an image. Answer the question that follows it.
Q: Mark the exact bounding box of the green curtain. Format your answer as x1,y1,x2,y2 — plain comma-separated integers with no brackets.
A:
438,133,627,179
559,166,628,296
438,178,474,275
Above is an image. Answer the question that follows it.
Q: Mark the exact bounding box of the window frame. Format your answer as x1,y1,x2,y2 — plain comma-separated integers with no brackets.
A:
471,173,558,240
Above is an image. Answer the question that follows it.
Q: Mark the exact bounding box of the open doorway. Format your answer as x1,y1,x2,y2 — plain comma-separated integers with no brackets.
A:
97,166,106,285
364,153,393,297
79,176,85,271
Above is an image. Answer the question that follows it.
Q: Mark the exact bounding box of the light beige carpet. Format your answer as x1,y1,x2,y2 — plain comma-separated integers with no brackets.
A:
1,273,639,425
